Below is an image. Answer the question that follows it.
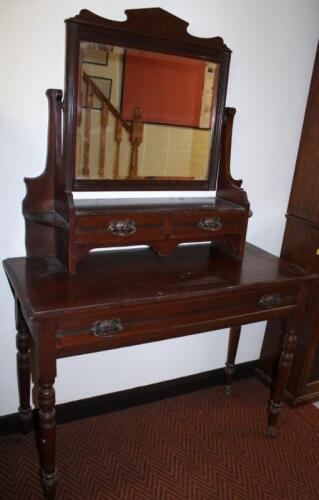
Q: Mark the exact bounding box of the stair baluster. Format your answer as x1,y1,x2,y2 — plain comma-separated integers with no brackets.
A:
129,107,144,179
99,102,109,177
114,119,123,179
82,81,93,176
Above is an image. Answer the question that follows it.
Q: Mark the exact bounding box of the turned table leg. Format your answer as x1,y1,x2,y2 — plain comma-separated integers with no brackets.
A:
16,302,32,434
267,318,297,437
35,320,58,499
38,381,57,499
225,325,241,395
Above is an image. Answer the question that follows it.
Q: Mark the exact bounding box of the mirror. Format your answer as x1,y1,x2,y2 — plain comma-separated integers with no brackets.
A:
75,43,220,182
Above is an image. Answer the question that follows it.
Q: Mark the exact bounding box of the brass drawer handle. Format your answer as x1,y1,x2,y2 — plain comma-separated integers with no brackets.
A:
91,319,123,337
108,220,136,236
259,293,282,309
198,217,222,231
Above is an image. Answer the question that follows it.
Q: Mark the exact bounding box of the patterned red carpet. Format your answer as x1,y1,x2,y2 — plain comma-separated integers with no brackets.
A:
0,378,318,500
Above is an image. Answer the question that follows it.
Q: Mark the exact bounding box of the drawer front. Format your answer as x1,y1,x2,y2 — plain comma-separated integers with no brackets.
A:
75,210,247,247
172,210,246,239
75,213,165,245
55,285,299,357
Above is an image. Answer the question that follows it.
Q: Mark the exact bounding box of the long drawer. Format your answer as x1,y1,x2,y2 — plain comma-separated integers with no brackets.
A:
55,284,299,357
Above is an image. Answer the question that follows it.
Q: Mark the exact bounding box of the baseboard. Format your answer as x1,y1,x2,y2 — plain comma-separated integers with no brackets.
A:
0,360,257,436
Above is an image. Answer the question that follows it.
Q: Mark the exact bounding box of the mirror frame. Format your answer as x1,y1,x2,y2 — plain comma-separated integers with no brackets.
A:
63,8,231,191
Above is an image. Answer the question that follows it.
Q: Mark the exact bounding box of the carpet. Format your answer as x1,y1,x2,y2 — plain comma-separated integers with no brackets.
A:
0,378,318,499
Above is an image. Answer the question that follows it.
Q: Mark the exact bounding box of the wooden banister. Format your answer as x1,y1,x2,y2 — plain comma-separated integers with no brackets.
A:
82,72,131,133
81,72,143,179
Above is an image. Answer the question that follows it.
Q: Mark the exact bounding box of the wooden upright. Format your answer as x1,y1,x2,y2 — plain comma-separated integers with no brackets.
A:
258,43,319,406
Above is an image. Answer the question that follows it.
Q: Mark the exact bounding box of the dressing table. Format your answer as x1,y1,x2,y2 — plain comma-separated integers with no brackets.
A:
3,8,317,500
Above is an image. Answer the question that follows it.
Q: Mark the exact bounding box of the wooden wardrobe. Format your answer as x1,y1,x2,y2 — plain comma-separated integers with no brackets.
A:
257,42,319,406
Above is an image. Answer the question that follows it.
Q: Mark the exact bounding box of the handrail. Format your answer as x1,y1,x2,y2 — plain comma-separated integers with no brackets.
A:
82,71,131,133
81,71,143,179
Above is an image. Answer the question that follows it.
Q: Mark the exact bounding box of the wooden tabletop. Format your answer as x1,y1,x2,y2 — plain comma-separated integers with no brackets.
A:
3,243,315,319
74,197,245,214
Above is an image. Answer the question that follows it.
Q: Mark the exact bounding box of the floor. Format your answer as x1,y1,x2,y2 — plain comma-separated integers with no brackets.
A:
0,378,318,500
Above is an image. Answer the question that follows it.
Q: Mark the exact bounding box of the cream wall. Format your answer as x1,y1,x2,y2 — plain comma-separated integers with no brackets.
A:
0,0,318,416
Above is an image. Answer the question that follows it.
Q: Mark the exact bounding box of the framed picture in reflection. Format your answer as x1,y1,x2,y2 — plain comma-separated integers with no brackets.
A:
82,44,108,65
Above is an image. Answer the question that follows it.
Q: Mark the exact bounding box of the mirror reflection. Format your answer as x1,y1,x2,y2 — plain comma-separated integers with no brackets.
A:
76,42,219,181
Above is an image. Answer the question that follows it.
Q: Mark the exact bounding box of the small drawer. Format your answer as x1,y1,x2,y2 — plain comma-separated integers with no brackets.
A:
75,212,165,245
172,210,245,238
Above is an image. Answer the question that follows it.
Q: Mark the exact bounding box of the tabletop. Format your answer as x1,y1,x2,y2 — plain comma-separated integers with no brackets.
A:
3,243,315,320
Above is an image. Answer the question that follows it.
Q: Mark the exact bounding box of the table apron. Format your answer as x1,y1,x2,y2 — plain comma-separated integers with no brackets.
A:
55,287,298,358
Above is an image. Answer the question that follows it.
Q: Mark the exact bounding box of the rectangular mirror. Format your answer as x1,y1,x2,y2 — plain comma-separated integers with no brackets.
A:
76,43,220,182
64,8,231,190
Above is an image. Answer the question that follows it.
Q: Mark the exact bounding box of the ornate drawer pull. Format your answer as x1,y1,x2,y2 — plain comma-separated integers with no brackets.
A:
258,293,282,309
198,217,222,231
108,220,136,236
91,319,123,337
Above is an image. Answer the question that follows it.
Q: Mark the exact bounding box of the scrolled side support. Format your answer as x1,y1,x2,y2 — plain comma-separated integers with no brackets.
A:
216,107,250,210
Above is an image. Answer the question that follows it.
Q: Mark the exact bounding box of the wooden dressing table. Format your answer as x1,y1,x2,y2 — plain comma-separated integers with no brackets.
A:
3,243,317,499
4,7,317,499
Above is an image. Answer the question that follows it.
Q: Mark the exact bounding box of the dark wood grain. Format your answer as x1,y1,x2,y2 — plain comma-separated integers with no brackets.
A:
15,300,32,435
287,44,319,224
224,326,241,394
22,8,250,273
3,242,317,499
267,317,298,437
33,320,57,500
73,197,246,213
3,243,316,499
8,8,312,499
3,243,312,319
259,42,319,406
72,8,228,48
23,90,66,260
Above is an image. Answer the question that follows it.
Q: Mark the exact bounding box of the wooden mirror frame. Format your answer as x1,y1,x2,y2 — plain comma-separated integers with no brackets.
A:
63,8,231,191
